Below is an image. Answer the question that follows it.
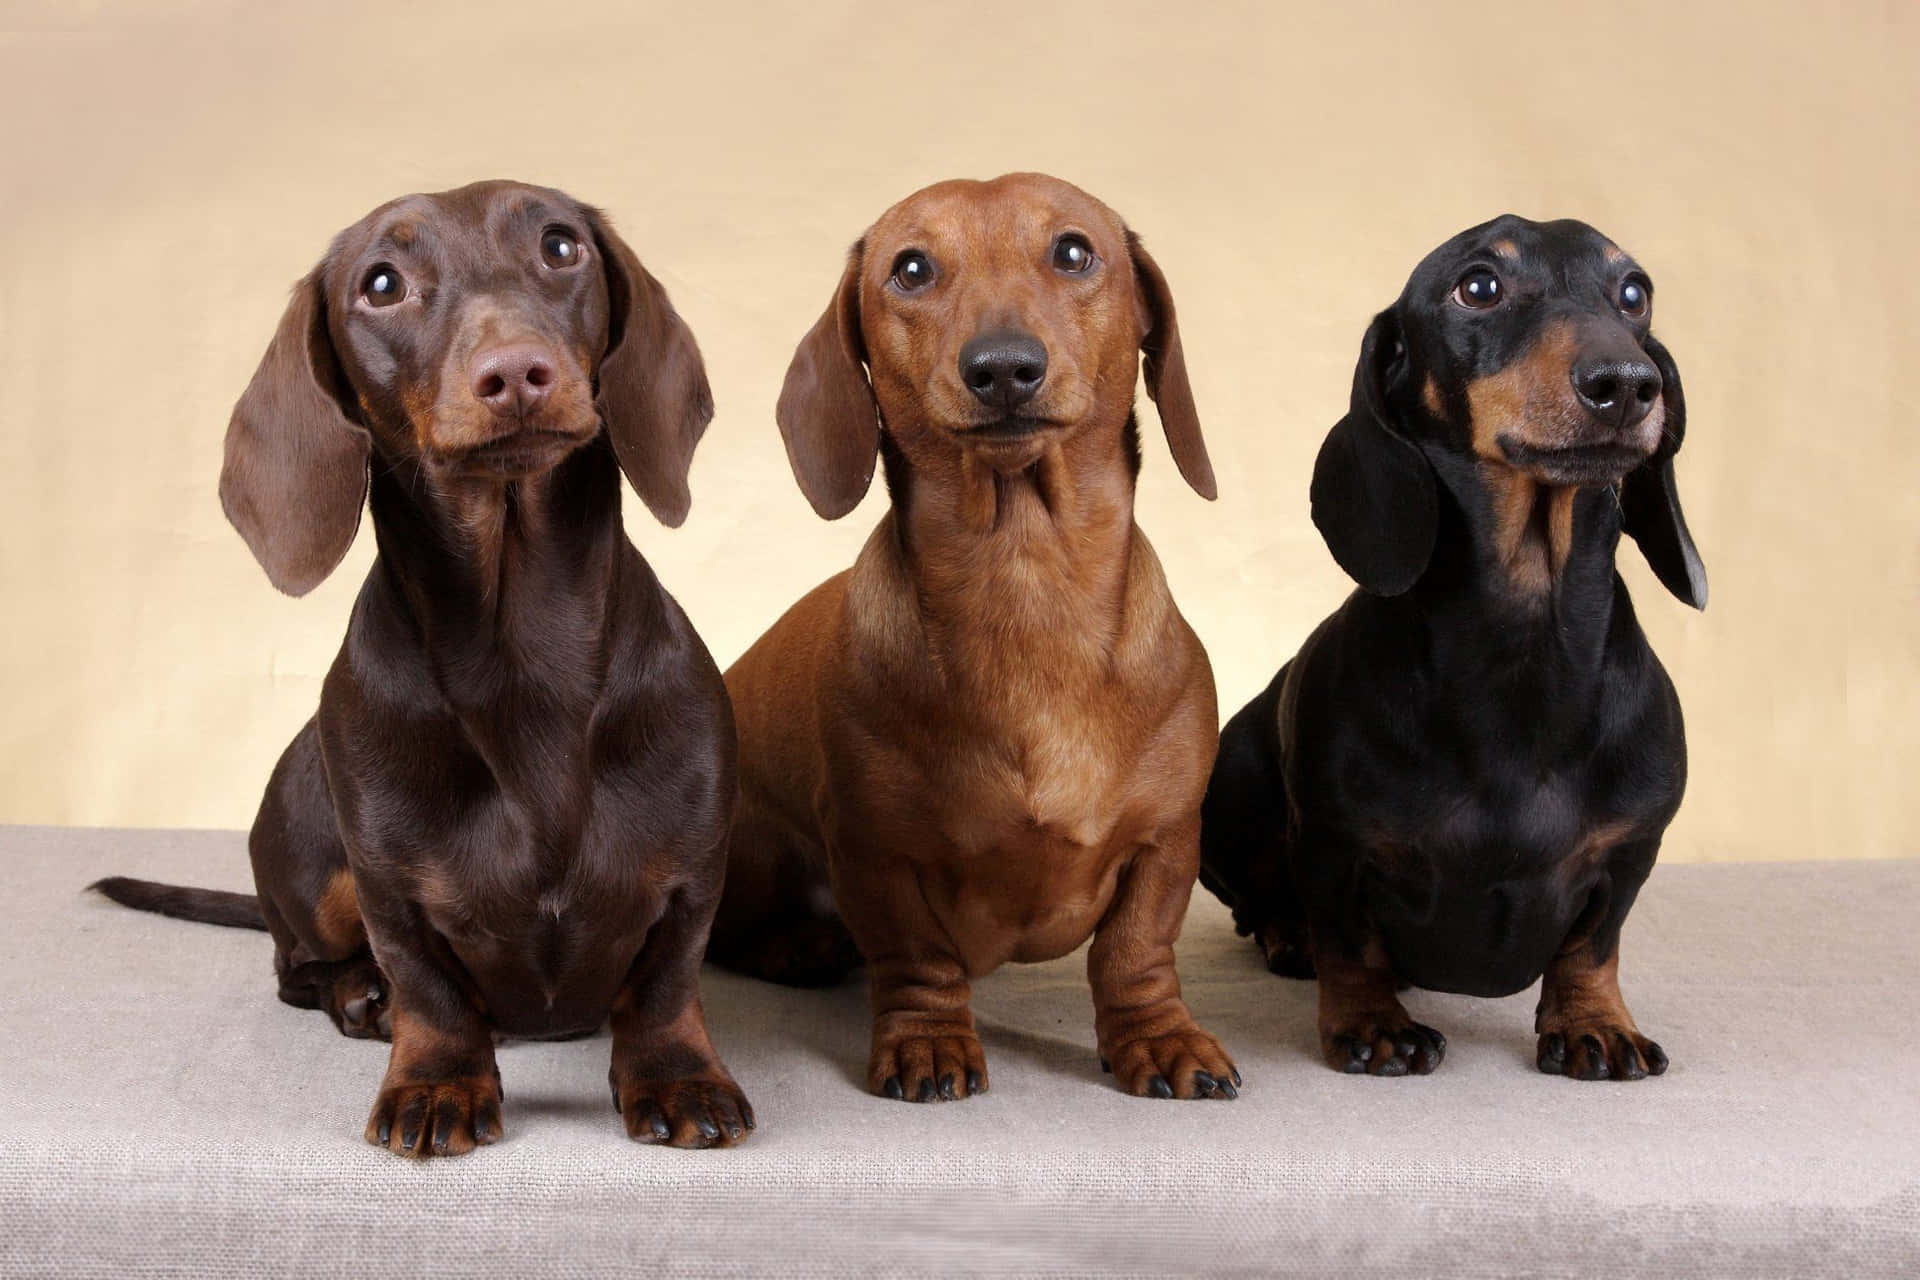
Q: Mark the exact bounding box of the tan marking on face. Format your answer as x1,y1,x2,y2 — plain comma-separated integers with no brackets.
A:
422,299,598,458
1602,243,1627,265
1463,319,1583,459
401,383,441,451
1422,374,1446,418
313,868,366,953
1490,239,1519,258
388,222,418,250
855,173,1141,470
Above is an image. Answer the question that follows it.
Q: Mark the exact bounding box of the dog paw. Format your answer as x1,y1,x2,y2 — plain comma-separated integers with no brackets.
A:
1536,1025,1667,1081
1102,1026,1240,1099
869,1029,988,1102
1321,1012,1446,1076
1255,922,1316,979
757,919,864,988
329,962,391,1040
612,1073,754,1147
364,1070,503,1157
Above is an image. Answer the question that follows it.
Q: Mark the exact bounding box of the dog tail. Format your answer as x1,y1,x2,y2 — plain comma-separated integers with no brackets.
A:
88,877,267,931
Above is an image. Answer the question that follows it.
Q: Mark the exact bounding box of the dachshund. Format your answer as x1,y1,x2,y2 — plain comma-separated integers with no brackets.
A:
1199,215,1706,1082
707,173,1240,1103
91,180,753,1153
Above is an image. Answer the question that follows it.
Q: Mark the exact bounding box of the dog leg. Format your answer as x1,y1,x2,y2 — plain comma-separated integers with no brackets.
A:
1199,672,1315,978
609,886,753,1147
1535,838,1666,1081
363,1000,502,1159
252,720,391,1038
1313,935,1447,1077
864,949,988,1103
1089,819,1239,1100
1535,940,1667,1081
357,901,502,1158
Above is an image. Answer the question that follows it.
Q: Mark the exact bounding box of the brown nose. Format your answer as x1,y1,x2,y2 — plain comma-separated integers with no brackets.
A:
470,343,556,418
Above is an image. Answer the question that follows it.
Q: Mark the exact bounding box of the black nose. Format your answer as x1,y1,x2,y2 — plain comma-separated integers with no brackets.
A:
471,343,556,419
959,329,1048,411
1571,356,1660,429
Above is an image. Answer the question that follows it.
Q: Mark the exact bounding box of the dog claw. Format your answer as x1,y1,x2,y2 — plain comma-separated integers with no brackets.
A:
1538,1032,1567,1073
613,1075,752,1147
870,1031,987,1102
1323,1017,1446,1076
1537,1022,1665,1082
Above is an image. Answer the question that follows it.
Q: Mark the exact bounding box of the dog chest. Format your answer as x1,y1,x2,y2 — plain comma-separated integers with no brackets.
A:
1358,775,1628,997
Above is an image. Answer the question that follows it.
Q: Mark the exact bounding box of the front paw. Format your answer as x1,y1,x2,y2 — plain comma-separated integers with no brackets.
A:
364,1070,503,1158
868,1027,988,1102
1102,1025,1240,1100
1537,1025,1668,1081
1321,1010,1446,1077
613,1071,754,1148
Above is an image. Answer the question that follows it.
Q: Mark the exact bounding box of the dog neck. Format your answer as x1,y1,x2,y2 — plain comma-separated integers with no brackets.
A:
884,415,1143,673
1422,452,1627,664
364,432,629,654
1473,463,1583,600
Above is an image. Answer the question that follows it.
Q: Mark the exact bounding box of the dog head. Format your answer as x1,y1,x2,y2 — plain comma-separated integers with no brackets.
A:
773,172,1213,518
220,180,711,595
1311,215,1704,607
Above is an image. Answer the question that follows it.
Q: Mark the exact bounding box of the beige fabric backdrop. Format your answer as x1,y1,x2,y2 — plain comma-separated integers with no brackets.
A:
0,0,1913,860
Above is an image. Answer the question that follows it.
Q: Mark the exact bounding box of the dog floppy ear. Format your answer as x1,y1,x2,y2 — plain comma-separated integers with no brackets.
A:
1129,233,1216,499
776,243,879,520
219,263,371,597
1619,333,1707,609
587,208,715,528
1310,307,1436,596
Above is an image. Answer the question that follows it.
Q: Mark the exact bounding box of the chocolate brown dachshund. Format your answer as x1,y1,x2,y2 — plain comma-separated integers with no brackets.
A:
92,180,752,1154
1200,216,1704,1081
708,173,1239,1103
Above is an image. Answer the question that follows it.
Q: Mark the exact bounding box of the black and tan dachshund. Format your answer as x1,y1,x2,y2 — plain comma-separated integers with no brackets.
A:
1199,215,1705,1082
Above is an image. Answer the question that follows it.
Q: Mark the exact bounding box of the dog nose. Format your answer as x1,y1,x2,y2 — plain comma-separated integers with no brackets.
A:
959,330,1048,411
1570,356,1660,429
470,343,556,418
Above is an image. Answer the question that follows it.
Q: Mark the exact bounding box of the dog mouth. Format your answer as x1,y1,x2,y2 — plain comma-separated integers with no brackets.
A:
960,416,1061,441
456,426,597,477
1495,436,1653,485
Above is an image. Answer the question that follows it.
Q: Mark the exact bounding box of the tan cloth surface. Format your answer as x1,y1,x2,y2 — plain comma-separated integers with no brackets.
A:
2,825,1915,1276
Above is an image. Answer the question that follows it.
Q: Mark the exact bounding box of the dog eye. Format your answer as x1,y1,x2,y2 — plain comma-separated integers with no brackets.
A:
1618,274,1652,318
1452,269,1503,310
1052,234,1095,274
362,265,406,308
541,229,582,269
890,251,937,293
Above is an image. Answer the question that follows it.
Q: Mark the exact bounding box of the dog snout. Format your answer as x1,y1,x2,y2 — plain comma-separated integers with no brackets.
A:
959,329,1048,411
470,343,557,419
1570,355,1660,430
